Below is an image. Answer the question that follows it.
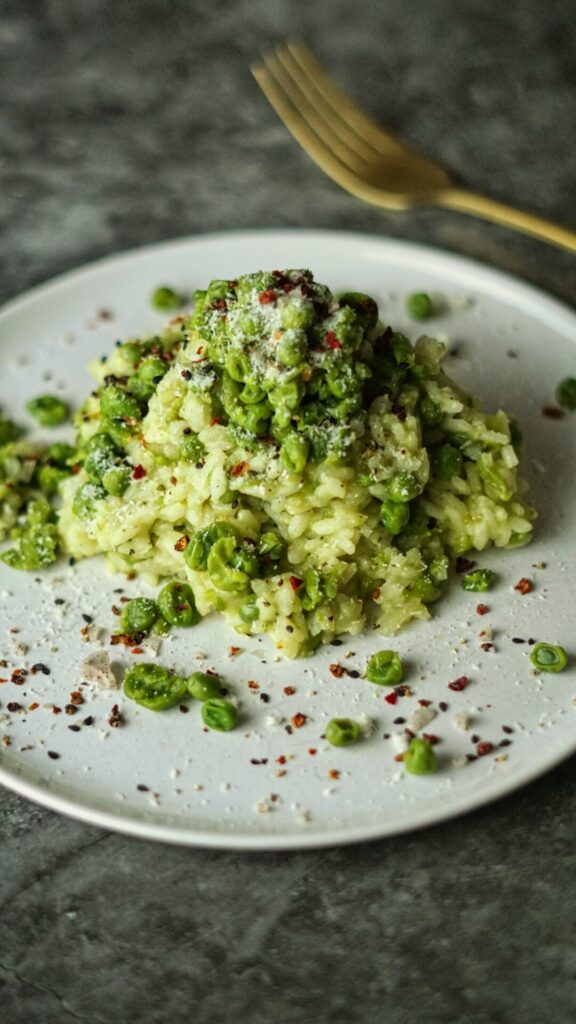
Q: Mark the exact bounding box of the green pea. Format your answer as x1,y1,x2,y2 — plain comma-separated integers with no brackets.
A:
152,286,182,311
277,330,308,367
411,573,442,604
239,597,259,623
184,521,237,571
379,499,410,536
187,671,222,701
461,569,496,592
259,531,284,560
100,385,142,422
556,377,576,411
366,649,403,686
44,442,75,466
387,472,422,503
280,434,309,474
207,536,250,592
431,444,463,479
102,465,130,496
72,482,107,520
231,545,259,578
117,342,143,366
337,292,379,332
529,643,568,673
37,464,69,494
420,396,443,426
179,432,206,463
129,356,169,399
26,395,69,427
280,298,316,331
269,380,302,412
120,597,158,635
151,615,171,637
0,418,22,445
206,279,230,303
237,311,264,336
124,663,188,711
84,433,118,482
157,581,200,627
201,697,237,731
325,718,362,747
404,737,438,774
406,292,434,320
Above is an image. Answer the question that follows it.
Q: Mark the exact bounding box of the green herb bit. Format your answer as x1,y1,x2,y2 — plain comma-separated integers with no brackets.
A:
460,569,497,592
124,663,188,711
0,498,59,570
120,597,158,636
201,697,237,731
26,395,69,427
556,377,576,411
187,671,222,701
406,292,434,321
325,718,362,747
365,649,403,686
530,643,568,673
151,286,182,311
404,737,438,774
157,580,200,628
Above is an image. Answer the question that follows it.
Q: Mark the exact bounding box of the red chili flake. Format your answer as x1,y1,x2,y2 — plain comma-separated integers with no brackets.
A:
210,416,220,426
422,733,440,745
174,535,190,552
448,676,469,692
132,465,146,480
291,713,307,729
231,461,249,477
108,705,123,728
11,670,27,684
28,703,39,711
324,331,341,350
283,686,296,696
308,748,317,756
476,741,494,756
476,604,489,616
455,557,476,574
71,463,81,474
392,405,407,422
131,647,144,655
169,476,178,486
52,706,62,715
329,663,345,678
65,704,77,716
229,646,241,656
211,298,227,310
259,288,277,304
111,605,121,616
248,680,259,690
480,642,494,652
542,404,564,419
371,587,381,601
289,576,304,591
180,369,192,380
276,755,287,765
394,753,405,762
384,691,398,705
514,577,533,595
418,699,432,707
328,769,340,780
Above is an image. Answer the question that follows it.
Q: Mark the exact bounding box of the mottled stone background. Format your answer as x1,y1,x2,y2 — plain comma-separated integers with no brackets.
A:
1,1,575,1022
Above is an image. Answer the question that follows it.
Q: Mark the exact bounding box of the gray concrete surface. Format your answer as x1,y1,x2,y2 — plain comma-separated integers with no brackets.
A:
1,1,575,1021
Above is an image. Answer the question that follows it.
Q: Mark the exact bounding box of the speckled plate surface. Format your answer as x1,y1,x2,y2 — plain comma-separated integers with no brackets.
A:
0,229,575,849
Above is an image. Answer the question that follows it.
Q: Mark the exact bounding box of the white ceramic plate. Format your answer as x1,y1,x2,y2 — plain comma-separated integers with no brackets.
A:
1,229,575,849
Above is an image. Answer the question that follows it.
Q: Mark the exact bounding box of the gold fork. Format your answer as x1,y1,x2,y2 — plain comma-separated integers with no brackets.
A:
252,42,576,254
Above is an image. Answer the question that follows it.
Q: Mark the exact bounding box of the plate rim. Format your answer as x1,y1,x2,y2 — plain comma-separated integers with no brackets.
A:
1,226,575,849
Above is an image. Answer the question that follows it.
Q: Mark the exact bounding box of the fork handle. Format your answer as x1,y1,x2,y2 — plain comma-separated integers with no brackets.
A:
441,189,576,254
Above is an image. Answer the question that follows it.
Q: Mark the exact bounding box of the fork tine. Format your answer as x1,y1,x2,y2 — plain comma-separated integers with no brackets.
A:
251,60,367,193
284,42,410,158
274,47,383,167
257,50,373,176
